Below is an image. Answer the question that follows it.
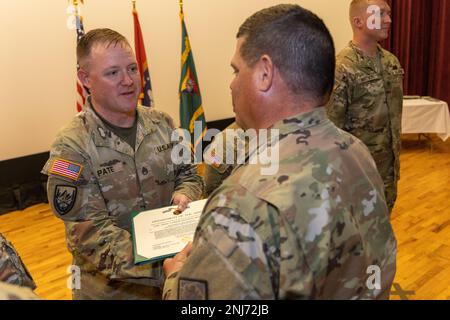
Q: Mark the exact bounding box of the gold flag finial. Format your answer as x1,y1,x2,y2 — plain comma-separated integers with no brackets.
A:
72,0,84,10
179,0,183,13
72,0,79,16
132,0,136,11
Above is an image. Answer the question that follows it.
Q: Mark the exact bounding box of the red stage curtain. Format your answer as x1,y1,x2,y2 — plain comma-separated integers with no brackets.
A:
428,0,450,105
381,0,450,105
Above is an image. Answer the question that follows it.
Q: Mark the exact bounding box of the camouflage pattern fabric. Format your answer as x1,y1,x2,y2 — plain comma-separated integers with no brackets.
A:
203,122,242,196
163,107,397,300
326,42,404,212
0,233,36,290
0,282,40,300
42,101,204,300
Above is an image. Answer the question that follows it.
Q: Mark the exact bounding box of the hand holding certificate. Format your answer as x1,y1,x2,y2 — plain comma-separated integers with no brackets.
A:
132,199,208,264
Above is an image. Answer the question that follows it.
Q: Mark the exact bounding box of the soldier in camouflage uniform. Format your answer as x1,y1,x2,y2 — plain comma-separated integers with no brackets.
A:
162,4,397,299
326,0,404,213
0,233,36,290
42,29,204,300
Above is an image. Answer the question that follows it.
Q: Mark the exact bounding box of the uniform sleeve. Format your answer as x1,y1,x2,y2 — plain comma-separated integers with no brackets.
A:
202,129,235,197
203,164,233,197
160,113,204,201
44,145,163,287
172,162,204,201
163,207,276,300
326,65,351,129
0,234,36,290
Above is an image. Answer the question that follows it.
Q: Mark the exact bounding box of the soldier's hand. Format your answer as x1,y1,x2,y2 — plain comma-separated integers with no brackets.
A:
172,193,191,213
163,242,193,278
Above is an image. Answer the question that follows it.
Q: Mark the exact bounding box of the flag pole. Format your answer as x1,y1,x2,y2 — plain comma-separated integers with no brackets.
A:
72,0,84,17
72,0,86,112
73,0,78,16
132,0,136,12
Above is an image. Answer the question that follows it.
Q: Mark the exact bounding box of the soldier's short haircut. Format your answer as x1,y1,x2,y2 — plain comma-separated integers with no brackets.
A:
237,4,336,99
77,28,131,67
350,0,370,19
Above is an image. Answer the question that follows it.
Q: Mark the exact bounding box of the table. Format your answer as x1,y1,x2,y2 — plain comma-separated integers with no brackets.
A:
402,98,450,141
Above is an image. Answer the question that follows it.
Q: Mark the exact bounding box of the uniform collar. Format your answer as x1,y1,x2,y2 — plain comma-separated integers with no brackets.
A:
83,97,158,155
269,106,328,137
239,107,328,166
348,41,386,72
349,41,385,59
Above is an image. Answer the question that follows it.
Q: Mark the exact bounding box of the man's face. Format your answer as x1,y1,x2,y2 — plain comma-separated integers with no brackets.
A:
80,43,140,116
363,0,392,42
230,38,258,130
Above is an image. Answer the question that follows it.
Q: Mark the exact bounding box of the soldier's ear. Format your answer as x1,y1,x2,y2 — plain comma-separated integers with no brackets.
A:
77,68,91,90
255,54,274,92
353,16,364,29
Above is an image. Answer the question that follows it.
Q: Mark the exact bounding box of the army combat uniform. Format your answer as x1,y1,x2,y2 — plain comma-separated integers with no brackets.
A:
42,102,204,300
0,233,36,290
163,107,397,300
326,42,404,212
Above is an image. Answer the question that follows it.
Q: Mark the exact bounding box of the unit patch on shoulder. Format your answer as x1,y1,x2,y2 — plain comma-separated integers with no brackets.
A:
49,158,83,181
53,185,77,215
178,278,208,300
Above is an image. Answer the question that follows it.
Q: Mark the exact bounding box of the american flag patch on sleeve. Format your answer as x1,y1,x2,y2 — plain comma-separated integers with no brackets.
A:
49,158,83,181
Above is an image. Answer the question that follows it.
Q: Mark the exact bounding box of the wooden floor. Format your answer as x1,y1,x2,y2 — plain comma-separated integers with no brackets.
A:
389,135,450,300
0,134,449,300
0,203,72,299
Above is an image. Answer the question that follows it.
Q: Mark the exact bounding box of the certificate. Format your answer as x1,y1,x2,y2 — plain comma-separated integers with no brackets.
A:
131,199,208,264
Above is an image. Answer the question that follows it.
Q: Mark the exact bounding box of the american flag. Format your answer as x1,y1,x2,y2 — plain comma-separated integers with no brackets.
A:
50,159,83,181
75,9,86,112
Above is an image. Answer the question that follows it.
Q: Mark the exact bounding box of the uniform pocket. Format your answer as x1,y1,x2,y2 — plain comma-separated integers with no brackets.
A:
96,162,139,208
385,68,404,101
352,74,385,102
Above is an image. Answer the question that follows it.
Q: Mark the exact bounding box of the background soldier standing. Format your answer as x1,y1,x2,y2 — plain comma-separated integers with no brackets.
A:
326,0,404,213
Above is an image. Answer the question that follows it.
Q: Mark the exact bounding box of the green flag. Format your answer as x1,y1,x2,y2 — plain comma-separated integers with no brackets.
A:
179,8,207,160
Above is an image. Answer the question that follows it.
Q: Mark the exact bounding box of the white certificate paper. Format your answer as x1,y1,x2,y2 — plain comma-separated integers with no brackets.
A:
132,199,208,264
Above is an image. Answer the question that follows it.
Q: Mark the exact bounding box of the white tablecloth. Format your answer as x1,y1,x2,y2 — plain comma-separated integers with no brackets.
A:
402,98,450,141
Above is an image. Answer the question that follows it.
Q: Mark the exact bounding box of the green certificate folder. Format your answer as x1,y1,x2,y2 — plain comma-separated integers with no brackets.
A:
131,211,177,265
131,199,208,265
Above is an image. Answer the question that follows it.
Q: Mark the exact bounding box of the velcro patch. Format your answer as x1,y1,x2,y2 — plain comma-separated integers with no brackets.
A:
96,162,123,178
178,278,208,300
53,185,77,216
211,229,237,257
49,158,83,181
